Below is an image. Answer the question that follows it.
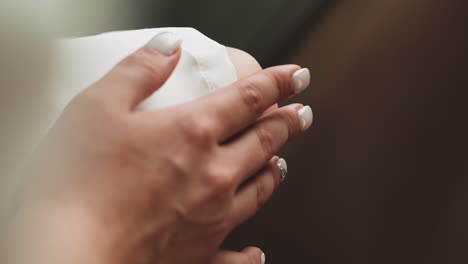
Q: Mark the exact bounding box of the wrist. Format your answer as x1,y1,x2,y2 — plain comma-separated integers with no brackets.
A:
3,197,118,264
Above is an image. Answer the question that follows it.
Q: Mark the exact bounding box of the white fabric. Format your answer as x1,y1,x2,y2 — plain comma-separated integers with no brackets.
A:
50,27,238,114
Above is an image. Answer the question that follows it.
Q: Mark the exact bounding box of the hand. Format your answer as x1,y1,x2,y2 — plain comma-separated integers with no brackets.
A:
8,32,312,264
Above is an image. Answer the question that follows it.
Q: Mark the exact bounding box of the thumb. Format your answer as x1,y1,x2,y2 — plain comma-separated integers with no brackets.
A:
96,32,182,109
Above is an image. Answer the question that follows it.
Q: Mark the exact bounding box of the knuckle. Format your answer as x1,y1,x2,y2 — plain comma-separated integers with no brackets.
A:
277,109,300,138
255,126,275,158
255,179,269,209
213,218,232,234
180,116,217,144
205,166,235,194
238,79,265,116
263,68,291,99
190,124,216,143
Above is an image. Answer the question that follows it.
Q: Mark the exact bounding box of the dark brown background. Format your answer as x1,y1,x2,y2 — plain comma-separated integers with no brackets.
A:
223,1,468,263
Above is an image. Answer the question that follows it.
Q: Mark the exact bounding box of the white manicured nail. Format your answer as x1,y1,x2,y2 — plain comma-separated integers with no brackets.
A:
298,105,313,130
261,252,266,264
147,32,182,55
292,68,310,93
277,158,288,182
277,158,287,172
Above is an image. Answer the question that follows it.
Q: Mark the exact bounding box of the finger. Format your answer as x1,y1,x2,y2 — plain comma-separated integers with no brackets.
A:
226,47,262,78
223,104,312,184
190,65,310,142
262,104,279,117
229,157,286,227
227,47,277,120
93,32,182,109
211,247,265,264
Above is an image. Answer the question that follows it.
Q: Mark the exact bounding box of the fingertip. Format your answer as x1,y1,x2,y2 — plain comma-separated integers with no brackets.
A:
147,31,183,56
298,105,313,131
260,64,304,100
263,64,301,80
227,47,263,78
286,103,304,111
292,68,311,93
241,247,265,264
269,64,301,71
269,157,283,188
272,103,306,139
269,155,280,163
108,37,182,109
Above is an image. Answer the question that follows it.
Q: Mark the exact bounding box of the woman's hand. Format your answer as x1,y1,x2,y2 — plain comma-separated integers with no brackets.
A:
9,33,312,264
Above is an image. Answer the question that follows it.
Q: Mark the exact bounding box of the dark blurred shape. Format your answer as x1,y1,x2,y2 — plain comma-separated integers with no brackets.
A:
224,0,468,264
77,0,335,67
162,0,335,66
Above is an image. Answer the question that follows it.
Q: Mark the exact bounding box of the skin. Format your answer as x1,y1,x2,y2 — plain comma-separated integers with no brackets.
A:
227,48,278,116
227,48,263,78
2,44,307,264
210,48,271,263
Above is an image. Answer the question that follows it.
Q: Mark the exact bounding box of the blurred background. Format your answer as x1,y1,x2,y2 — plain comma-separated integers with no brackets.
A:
1,0,468,263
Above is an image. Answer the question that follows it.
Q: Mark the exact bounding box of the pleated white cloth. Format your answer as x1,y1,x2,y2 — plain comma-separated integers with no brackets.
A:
50,27,238,114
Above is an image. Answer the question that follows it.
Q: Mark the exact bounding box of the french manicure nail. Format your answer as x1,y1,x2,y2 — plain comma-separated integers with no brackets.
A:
292,68,310,93
261,252,266,264
147,32,183,55
298,105,313,130
277,158,288,182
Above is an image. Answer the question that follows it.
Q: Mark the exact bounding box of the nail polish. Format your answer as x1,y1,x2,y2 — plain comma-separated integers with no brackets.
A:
298,105,313,130
292,68,310,93
277,158,287,172
147,32,183,55
277,158,288,182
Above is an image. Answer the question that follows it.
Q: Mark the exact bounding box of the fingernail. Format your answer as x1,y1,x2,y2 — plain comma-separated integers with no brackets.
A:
277,158,288,182
261,252,266,264
147,32,183,55
292,68,310,93
298,105,313,131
